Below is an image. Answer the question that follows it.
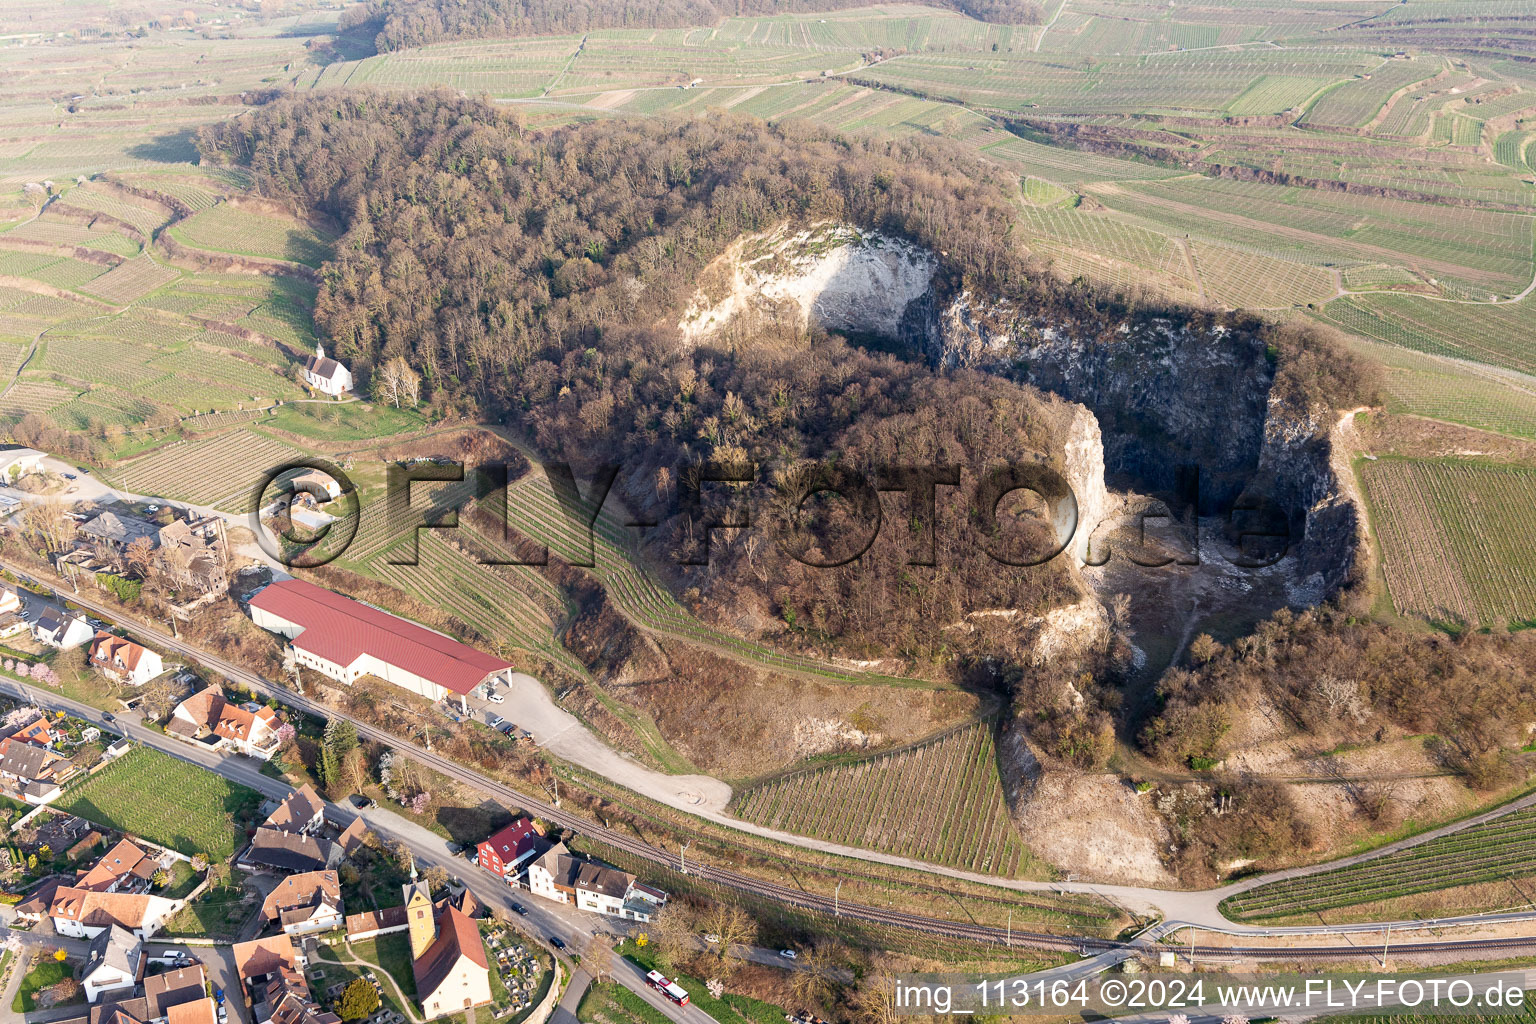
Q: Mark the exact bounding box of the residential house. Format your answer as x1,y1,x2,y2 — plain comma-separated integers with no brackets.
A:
14,877,65,924
335,817,368,857
50,886,178,939
526,843,660,922
301,344,353,396
143,964,208,1020
34,606,95,649
0,446,46,481
89,632,165,687
0,735,76,802
259,870,342,936
263,784,324,835
155,518,229,597
474,817,541,882
232,935,339,1024
247,579,513,706
75,838,160,893
240,829,342,874
0,586,21,614
232,935,304,1004
286,470,342,502
403,878,490,1018
0,609,27,638
82,925,144,1003
166,688,280,760
9,714,62,748
165,1000,218,1024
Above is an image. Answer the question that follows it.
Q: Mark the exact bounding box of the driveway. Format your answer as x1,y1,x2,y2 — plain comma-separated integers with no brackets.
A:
475,674,732,815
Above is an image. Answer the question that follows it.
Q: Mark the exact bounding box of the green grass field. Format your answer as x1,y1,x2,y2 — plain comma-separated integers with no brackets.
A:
57,746,263,858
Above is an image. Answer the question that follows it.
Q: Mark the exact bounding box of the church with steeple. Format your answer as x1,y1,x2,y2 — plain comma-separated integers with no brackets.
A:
401,867,491,1019
302,342,354,397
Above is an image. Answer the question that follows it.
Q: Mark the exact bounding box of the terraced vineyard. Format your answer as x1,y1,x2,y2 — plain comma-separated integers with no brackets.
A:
1222,805,1536,921
170,204,336,268
1358,457,1536,629
732,719,1033,876
479,472,941,690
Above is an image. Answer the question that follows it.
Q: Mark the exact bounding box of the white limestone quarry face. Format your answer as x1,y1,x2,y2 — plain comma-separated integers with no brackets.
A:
679,221,937,344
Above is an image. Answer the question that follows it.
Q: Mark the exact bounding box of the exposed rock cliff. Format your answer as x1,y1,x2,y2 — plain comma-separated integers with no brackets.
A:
680,220,1358,601
680,222,937,345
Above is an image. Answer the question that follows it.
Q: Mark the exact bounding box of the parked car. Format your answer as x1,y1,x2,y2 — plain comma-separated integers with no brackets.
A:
548,936,565,950
487,692,505,703
497,722,514,736
63,473,76,480
779,949,797,960
446,842,461,855
77,467,91,475
489,714,506,729
510,902,527,916
102,712,115,723
350,794,376,809
214,988,224,1005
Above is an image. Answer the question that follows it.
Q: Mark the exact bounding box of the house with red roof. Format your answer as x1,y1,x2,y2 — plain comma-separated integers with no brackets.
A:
89,632,165,687
167,687,281,760
247,579,514,708
474,817,542,883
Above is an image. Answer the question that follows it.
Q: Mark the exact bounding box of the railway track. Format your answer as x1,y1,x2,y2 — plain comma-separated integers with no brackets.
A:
24,565,1536,964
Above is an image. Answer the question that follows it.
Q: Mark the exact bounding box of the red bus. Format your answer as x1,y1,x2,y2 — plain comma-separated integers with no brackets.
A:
644,970,691,1006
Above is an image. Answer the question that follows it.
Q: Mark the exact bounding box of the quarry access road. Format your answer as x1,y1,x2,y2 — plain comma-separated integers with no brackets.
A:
16,560,1536,955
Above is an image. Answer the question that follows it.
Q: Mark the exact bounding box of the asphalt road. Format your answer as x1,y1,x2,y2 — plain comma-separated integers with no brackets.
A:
0,677,721,1024
18,562,1536,965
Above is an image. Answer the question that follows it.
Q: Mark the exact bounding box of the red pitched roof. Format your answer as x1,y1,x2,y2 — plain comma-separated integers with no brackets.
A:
478,818,538,862
248,579,511,695
413,903,487,1001
90,632,150,673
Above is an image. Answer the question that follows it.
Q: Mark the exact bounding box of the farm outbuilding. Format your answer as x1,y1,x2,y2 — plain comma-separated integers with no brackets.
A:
247,578,514,707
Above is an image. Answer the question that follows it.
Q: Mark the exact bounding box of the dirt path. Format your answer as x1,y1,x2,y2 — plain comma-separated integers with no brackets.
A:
320,945,424,1023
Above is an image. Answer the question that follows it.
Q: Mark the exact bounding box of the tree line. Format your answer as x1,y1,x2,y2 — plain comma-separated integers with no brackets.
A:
339,0,1043,53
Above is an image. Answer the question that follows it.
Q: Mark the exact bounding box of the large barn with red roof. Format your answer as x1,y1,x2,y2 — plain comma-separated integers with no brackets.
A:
247,578,513,706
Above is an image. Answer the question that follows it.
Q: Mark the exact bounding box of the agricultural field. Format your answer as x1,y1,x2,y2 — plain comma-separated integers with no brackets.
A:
1221,804,1536,922
1358,457,1536,630
169,204,336,269
1348,338,1536,440
732,719,1032,875
57,746,262,859
111,427,306,506
1324,292,1536,377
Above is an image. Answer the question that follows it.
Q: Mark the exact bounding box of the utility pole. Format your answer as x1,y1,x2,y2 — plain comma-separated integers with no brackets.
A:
1007,910,1012,948
834,880,842,918
1382,922,1390,967
680,839,692,876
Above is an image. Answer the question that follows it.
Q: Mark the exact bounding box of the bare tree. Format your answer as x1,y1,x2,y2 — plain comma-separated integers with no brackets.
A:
374,355,421,408
583,934,613,983
26,501,74,556
789,945,838,1008
700,901,754,972
1312,673,1368,724
124,536,155,579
